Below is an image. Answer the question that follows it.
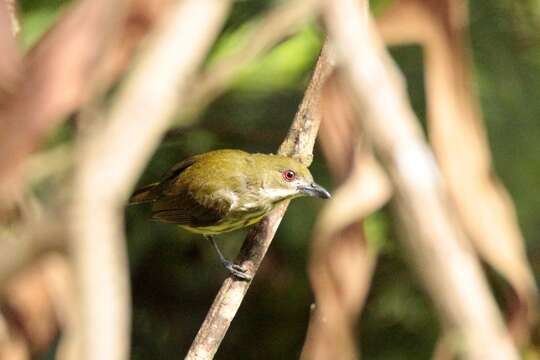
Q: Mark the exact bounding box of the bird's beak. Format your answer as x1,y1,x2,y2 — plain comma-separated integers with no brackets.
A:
298,182,331,199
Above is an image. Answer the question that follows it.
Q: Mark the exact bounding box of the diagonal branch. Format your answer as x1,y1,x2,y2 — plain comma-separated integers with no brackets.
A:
185,43,334,360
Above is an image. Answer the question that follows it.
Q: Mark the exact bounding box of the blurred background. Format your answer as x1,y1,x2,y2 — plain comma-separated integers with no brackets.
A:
11,0,540,358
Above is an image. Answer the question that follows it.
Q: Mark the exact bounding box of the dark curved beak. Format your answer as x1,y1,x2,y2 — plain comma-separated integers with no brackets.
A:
298,183,331,199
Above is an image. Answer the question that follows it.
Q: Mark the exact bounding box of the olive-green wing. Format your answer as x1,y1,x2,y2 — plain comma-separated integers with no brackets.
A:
129,182,160,204
161,155,200,182
150,191,229,227
139,152,231,227
129,155,199,205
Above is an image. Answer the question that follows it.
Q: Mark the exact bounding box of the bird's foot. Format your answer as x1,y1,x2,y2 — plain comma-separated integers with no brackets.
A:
223,261,251,281
206,235,251,280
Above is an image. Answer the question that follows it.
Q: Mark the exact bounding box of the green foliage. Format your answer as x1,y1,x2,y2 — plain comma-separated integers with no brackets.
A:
19,0,71,48
370,0,394,15
233,25,323,91
470,0,540,247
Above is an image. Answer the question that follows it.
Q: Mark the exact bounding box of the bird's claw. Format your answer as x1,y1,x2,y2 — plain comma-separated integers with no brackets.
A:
224,261,251,281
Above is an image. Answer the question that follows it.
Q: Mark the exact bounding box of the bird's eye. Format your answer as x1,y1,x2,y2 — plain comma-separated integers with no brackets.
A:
282,169,296,182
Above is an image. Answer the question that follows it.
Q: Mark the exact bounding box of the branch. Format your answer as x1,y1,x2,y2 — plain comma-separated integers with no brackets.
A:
185,44,334,360
69,1,231,359
324,0,519,358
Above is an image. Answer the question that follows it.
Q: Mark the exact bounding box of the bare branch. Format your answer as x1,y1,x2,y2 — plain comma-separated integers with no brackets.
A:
324,0,519,358
185,43,333,360
69,1,231,359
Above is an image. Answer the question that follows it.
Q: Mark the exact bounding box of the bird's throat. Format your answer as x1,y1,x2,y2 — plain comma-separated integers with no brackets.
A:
258,187,298,203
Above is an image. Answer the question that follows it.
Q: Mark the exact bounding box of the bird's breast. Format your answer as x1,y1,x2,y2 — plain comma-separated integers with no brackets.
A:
180,187,282,235
183,207,271,235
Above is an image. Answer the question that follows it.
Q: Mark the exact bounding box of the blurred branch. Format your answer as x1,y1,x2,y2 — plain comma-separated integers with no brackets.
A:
0,195,67,358
302,153,386,359
0,222,65,291
0,0,128,196
0,0,20,98
69,0,231,359
0,314,28,359
378,0,538,339
184,0,319,118
324,0,519,358
301,72,391,359
23,144,72,186
2,259,60,354
5,0,17,34
185,43,333,360
95,0,174,90
41,254,77,360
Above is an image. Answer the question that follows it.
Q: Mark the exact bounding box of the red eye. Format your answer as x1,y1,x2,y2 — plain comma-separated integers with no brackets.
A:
282,169,296,181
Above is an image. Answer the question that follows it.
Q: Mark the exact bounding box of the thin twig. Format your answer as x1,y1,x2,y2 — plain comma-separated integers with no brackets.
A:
324,0,519,358
69,1,231,359
185,44,334,360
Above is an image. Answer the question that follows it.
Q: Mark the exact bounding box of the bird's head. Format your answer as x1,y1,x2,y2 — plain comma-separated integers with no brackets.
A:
252,154,331,203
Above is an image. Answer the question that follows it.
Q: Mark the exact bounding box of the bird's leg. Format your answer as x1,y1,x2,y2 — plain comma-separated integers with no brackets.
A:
205,235,251,280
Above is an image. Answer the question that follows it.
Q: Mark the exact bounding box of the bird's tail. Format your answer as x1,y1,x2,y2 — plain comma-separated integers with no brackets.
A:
129,183,160,204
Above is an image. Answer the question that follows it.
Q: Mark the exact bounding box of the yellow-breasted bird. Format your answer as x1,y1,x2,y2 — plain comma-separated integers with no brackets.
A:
129,149,331,280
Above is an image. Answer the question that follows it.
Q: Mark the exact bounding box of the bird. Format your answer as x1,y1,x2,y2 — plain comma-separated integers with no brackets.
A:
129,149,331,280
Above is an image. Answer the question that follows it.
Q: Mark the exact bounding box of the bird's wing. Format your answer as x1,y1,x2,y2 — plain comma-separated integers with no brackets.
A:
161,155,200,182
150,192,229,227
129,182,160,204
149,152,233,227
130,155,199,204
